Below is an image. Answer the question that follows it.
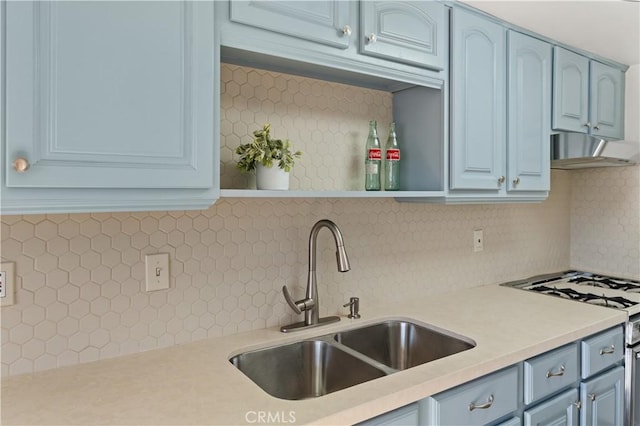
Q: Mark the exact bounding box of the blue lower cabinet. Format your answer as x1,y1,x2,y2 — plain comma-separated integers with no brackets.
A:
580,366,624,426
420,366,519,425
357,403,419,426
524,388,579,426
497,417,522,426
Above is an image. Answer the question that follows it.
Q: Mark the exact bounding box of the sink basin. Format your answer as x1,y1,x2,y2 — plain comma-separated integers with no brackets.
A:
334,320,475,370
230,340,385,400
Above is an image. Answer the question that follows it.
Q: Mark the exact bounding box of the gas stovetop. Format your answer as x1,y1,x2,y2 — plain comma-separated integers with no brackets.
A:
502,270,640,313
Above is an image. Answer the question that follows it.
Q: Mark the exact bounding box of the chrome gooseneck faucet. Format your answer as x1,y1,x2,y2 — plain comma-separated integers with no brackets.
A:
281,219,350,332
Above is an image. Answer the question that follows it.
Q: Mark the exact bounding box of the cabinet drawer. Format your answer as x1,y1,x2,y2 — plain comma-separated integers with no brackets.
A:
421,366,518,425
581,326,624,379
523,343,579,404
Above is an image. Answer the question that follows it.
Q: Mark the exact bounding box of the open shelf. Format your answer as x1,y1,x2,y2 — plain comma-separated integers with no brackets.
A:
220,189,445,198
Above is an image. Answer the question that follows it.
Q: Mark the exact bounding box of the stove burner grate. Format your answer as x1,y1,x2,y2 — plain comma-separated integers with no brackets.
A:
569,275,640,292
530,285,636,309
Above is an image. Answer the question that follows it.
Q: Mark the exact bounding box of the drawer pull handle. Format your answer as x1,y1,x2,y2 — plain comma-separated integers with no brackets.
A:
469,394,494,411
546,364,566,378
600,345,615,355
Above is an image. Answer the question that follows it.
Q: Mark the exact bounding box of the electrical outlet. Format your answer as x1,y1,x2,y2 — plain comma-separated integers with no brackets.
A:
1,262,16,306
473,229,484,252
145,253,170,292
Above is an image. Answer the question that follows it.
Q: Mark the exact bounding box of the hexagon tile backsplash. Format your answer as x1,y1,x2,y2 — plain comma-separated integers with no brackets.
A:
570,165,640,278
2,184,572,376
1,64,636,377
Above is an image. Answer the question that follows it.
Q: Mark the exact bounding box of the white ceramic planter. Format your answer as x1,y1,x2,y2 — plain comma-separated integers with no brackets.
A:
256,164,290,190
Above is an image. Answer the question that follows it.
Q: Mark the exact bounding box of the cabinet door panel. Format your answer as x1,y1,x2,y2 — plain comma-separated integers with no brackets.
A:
230,1,350,49
450,9,505,191
552,47,589,133
507,31,551,192
360,1,445,70
590,61,624,140
580,366,624,426
357,403,418,426
5,1,214,189
524,388,579,426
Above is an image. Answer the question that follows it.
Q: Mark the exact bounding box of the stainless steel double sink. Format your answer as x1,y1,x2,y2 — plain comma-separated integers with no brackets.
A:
229,320,476,400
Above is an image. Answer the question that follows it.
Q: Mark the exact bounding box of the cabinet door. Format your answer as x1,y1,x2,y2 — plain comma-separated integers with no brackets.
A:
450,8,506,191
360,1,445,70
357,403,419,426
524,388,579,426
552,47,589,134
5,1,215,190
507,31,551,193
230,1,351,49
580,366,624,426
590,61,625,140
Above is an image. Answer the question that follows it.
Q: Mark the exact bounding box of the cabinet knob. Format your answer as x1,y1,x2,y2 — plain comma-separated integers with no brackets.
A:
498,176,506,185
588,393,597,402
341,25,352,37
12,157,30,173
594,124,601,131
584,122,591,128
513,177,520,186
367,33,377,44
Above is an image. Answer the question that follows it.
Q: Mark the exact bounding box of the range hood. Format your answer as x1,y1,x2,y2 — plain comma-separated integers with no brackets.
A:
551,132,640,169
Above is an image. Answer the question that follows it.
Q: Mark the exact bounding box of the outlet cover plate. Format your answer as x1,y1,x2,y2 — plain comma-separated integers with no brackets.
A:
473,229,484,252
1,262,16,306
145,253,170,292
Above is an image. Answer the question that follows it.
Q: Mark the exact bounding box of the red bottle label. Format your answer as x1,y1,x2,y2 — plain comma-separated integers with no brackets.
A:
386,149,400,161
368,148,382,161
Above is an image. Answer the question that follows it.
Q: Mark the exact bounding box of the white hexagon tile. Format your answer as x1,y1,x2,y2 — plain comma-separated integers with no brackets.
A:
0,64,636,377
570,165,640,278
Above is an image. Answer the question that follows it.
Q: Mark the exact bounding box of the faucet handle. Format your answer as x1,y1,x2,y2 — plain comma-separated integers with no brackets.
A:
283,285,315,315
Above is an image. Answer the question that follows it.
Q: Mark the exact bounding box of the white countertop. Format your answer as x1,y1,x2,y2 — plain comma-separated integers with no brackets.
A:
1,284,627,425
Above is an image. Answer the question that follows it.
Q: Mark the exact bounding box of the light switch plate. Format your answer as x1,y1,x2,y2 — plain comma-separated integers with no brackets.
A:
145,253,170,292
1,262,16,306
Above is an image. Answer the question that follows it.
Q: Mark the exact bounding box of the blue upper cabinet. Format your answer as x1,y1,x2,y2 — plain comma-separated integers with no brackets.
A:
230,1,352,49
553,47,625,140
507,31,551,193
359,1,445,70
552,47,590,134
2,1,218,214
590,61,625,140
450,8,506,191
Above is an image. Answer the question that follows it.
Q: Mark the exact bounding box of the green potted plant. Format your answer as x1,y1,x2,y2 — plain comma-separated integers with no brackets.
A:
235,123,302,190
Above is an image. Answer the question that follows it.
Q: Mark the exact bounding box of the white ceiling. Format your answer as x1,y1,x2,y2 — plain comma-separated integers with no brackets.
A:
461,0,640,66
